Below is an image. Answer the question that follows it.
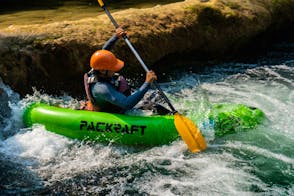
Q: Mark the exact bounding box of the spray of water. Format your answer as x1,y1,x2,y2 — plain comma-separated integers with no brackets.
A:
0,61,293,194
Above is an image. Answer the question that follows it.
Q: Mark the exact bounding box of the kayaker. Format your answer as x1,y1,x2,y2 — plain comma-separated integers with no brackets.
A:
82,27,158,113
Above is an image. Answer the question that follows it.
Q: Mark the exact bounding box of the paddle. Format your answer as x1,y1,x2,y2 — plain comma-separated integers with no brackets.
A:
97,0,207,152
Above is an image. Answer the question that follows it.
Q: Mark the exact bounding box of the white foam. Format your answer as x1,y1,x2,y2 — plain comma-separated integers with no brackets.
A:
226,141,294,165
0,62,293,194
0,125,72,162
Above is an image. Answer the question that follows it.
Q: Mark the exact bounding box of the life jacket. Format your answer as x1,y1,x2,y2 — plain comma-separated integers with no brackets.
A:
81,70,131,112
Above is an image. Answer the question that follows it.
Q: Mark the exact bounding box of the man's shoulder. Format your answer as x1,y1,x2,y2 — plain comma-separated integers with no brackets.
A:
92,81,114,92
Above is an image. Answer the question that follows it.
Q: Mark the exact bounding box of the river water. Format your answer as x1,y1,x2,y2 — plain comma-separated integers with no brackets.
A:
0,41,293,194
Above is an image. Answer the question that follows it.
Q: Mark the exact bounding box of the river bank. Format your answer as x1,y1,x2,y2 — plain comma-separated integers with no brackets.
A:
0,0,294,96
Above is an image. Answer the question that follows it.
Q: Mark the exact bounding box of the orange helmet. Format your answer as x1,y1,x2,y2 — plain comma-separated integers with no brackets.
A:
90,50,124,71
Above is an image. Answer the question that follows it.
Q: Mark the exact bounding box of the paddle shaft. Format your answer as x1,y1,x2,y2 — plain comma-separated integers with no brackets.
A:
99,2,176,113
97,0,207,153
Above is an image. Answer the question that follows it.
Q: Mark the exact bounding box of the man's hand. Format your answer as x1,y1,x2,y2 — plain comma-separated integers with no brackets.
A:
115,27,127,39
145,70,157,83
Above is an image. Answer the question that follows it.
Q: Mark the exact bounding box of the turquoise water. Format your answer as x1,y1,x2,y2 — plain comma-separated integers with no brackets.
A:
0,47,293,194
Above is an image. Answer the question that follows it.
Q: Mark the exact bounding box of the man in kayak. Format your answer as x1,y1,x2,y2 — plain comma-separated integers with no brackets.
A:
82,27,159,114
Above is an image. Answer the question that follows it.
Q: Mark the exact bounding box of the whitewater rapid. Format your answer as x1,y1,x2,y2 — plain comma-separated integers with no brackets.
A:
0,59,293,194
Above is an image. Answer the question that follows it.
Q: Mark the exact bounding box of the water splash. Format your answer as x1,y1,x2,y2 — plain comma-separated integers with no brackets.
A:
0,60,293,194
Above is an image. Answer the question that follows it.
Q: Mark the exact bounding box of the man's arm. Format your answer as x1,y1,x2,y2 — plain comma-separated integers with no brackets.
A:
102,27,126,50
102,35,119,50
92,82,150,111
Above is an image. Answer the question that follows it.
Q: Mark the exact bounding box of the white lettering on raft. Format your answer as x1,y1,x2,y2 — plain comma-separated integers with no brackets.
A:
79,120,147,135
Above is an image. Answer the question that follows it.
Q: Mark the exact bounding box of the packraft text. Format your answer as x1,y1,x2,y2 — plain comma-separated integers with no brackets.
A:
80,120,147,135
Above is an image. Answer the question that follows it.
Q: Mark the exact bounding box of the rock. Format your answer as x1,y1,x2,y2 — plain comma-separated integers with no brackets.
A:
0,87,10,118
0,86,11,134
0,0,294,96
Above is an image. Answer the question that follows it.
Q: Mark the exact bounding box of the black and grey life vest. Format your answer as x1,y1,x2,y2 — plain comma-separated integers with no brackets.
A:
83,70,131,105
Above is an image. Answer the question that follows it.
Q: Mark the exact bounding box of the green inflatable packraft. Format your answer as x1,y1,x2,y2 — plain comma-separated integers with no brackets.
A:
23,102,265,146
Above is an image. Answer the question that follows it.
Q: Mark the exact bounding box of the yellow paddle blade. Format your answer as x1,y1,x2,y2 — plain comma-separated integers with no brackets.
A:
97,0,104,7
174,112,207,153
